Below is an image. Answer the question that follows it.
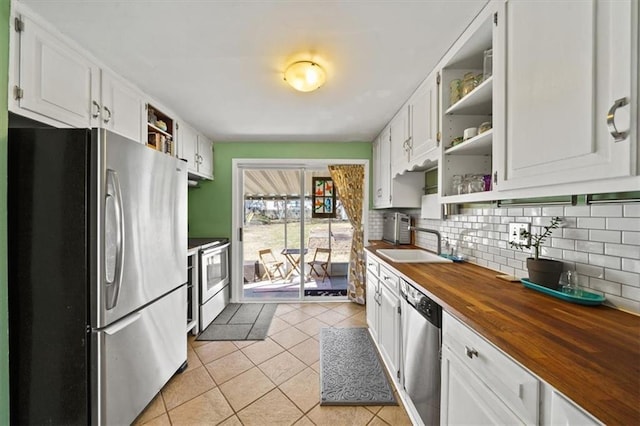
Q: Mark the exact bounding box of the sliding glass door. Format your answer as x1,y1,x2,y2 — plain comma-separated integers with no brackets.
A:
237,163,353,301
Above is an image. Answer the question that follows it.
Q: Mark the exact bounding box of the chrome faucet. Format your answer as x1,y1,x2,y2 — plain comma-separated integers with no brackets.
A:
408,226,442,255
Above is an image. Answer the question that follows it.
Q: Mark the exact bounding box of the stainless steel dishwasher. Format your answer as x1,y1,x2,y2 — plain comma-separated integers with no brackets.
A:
400,279,442,426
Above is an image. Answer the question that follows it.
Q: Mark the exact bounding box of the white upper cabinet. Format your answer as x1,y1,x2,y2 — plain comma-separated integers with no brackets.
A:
177,121,199,172
390,107,409,178
373,127,392,208
373,125,423,209
177,121,214,180
500,0,637,191
407,70,440,172
11,12,100,128
389,71,440,178
101,70,143,142
197,136,214,180
438,0,504,203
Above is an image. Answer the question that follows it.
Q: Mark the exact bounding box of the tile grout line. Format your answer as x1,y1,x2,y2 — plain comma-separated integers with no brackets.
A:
140,303,382,425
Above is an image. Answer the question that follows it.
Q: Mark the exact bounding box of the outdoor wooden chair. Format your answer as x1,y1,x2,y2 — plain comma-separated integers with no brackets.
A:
258,249,285,282
306,248,331,282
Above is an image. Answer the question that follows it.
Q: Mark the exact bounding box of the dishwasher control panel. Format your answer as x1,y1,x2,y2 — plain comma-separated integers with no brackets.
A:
400,279,442,327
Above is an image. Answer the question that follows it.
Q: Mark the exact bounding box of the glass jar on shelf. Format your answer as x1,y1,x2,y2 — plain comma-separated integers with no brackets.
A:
468,175,485,193
483,48,493,81
461,72,476,97
451,175,463,195
449,79,462,105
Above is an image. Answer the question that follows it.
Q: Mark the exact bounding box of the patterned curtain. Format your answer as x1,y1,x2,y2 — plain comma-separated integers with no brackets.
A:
328,165,365,305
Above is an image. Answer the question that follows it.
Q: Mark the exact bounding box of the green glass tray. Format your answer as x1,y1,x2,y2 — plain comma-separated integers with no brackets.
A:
521,278,605,306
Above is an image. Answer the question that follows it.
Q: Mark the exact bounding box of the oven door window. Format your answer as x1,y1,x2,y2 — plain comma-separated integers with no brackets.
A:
202,249,229,298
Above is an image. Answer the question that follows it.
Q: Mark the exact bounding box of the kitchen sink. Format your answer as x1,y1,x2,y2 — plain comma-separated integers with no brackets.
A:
377,249,453,263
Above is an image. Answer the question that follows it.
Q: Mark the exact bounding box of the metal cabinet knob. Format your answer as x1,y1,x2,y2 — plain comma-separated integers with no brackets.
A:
465,346,478,359
607,97,629,142
91,100,101,119
103,106,112,124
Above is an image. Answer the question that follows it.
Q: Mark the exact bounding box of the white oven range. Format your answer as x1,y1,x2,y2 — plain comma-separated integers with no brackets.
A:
188,238,230,331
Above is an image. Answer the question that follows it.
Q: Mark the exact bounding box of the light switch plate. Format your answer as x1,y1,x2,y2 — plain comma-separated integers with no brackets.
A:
509,223,531,245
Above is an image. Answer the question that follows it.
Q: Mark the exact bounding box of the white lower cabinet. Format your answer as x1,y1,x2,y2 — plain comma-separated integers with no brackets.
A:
441,344,525,425
441,311,539,425
365,254,401,383
365,270,379,342
539,384,602,426
378,279,401,381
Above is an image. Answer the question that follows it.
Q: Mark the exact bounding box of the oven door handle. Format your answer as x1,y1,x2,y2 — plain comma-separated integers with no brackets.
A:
200,242,230,256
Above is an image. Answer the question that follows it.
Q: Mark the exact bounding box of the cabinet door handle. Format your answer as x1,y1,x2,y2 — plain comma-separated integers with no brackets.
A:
103,106,112,124
607,97,629,142
465,346,478,359
92,100,101,118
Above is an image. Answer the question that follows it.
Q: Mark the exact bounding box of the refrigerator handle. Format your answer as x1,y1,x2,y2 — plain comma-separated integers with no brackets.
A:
105,169,125,310
103,312,142,335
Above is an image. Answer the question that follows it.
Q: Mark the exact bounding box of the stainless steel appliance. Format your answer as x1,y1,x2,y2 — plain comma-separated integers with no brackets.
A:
8,128,187,425
196,239,231,330
383,212,411,245
400,279,442,426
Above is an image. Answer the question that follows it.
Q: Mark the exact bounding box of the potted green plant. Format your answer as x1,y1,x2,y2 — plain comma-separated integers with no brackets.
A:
510,216,564,289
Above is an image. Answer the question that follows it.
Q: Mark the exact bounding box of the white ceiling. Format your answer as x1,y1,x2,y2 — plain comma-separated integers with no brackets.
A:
20,0,488,143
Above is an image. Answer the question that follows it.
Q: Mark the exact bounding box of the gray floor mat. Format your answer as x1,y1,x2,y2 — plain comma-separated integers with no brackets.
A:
319,327,397,406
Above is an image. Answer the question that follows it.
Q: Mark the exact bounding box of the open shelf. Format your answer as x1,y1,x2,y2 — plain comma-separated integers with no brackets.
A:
445,129,493,155
146,104,174,156
445,76,493,115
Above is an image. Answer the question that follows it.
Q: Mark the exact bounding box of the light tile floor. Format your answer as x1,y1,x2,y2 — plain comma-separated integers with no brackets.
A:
134,302,412,425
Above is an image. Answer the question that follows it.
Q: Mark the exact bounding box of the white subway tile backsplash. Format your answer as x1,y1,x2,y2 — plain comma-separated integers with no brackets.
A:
607,217,640,232
507,258,524,270
621,285,640,301
622,231,640,245
605,269,640,287
575,240,604,254
374,202,640,314
563,250,589,264
542,206,564,216
589,253,622,269
523,207,541,217
551,238,575,250
591,204,623,217
563,228,589,240
589,278,622,296
623,204,640,217
622,258,640,274
589,229,622,243
575,263,604,278
487,261,501,271
577,217,606,229
541,247,563,258
605,243,640,259
564,205,591,216
602,294,640,314
507,208,523,217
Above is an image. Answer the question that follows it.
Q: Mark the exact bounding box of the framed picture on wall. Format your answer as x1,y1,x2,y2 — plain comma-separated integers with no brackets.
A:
312,177,336,218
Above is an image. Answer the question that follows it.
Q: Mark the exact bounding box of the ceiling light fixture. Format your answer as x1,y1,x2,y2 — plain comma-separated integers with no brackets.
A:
283,61,326,92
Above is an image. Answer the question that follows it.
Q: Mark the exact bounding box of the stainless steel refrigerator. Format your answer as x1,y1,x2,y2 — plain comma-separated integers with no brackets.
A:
8,128,187,425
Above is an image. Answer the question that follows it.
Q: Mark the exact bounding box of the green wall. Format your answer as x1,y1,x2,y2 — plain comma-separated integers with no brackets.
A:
188,142,372,238
1,0,10,422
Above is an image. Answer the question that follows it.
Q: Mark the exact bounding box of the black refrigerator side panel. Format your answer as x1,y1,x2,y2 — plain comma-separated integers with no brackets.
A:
8,129,90,425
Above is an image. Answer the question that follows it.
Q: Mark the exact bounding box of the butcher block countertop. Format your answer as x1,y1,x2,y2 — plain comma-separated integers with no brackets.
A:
366,242,640,425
